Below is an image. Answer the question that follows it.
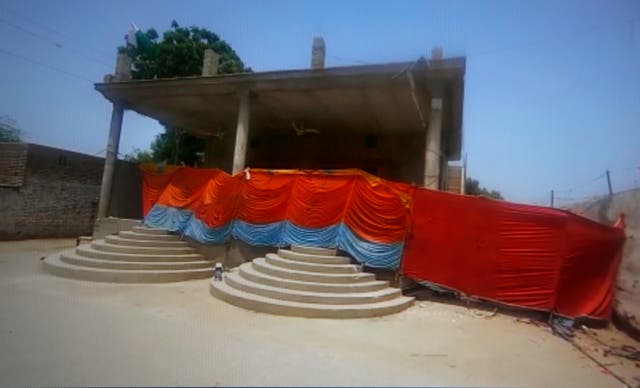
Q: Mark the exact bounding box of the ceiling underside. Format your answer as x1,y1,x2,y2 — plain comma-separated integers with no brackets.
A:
96,59,465,159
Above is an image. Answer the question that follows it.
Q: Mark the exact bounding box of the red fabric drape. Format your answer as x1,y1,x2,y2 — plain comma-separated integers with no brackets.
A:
139,164,181,216
402,188,625,319
140,165,626,319
140,167,412,244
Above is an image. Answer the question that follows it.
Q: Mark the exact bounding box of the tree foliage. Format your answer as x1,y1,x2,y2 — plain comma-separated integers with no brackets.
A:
0,116,22,143
465,177,503,200
118,21,249,165
123,148,153,163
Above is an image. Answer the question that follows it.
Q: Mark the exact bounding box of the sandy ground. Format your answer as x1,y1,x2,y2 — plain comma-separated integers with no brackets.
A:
1,239,639,387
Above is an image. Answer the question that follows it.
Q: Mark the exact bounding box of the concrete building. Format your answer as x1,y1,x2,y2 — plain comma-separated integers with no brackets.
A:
94,41,465,219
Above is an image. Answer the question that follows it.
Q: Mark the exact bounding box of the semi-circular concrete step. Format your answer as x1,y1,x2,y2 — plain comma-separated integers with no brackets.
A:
60,249,213,271
265,253,358,274
277,249,351,265
224,272,400,305
210,280,414,319
252,258,374,284
43,251,213,283
119,231,181,241
238,263,389,293
91,240,196,255
290,245,337,256
132,226,169,235
76,245,204,262
105,234,189,248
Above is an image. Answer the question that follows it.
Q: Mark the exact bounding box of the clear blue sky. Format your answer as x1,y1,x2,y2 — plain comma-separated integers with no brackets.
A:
0,0,638,205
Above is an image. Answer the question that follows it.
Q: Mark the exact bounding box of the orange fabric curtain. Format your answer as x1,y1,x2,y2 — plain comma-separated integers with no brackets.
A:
402,188,626,319
141,167,412,244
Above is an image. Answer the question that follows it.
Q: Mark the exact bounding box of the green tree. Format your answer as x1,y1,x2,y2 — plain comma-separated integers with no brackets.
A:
465,177,504,200
0,116,22,142
123,148,154,163
119,20,249,165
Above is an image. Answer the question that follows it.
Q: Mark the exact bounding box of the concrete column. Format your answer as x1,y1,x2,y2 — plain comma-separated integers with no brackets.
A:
232,92,250,174
311,37,325,69
97,103,125,219
424,98,443,189
202,49,219,76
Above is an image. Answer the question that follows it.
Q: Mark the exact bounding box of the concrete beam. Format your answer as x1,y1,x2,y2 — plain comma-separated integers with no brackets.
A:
95,58,466,99
97,103,124,219
424,98,442,189
232,92,250,174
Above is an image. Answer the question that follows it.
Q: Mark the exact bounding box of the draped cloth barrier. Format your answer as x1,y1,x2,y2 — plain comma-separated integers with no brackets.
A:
141,166,412,269
401,189,626,320
139,165,625,320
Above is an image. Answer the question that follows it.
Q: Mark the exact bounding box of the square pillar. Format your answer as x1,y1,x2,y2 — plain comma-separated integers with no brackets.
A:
97,102,124,218
424,97,442,189
232,92,250,174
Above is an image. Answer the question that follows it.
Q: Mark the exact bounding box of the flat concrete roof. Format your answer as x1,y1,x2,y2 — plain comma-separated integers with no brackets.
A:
95,57,465,159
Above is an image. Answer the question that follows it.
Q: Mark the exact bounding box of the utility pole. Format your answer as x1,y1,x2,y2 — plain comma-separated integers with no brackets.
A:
606,170,613,195
550,190,554,208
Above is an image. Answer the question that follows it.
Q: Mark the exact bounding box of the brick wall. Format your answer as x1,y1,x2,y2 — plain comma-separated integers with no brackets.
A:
0,143,28,187
0,143,142,240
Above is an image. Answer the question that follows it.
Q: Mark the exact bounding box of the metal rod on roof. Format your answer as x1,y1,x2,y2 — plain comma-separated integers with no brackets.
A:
606,170,613,195
406,70,427,128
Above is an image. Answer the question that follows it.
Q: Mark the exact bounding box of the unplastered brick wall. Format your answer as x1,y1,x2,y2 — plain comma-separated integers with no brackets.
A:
0,143,28,187
0,143,141,240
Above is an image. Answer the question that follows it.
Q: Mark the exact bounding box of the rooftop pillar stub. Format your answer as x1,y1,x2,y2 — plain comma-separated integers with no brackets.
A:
115,53,132,81
311,37,326,70
202,49,220,76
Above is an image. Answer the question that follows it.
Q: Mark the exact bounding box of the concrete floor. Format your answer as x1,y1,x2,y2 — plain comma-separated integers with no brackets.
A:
1,239,638,387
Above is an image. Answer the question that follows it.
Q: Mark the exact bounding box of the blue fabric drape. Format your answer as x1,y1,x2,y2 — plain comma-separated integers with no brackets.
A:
144,204,403,269
144,205,192,233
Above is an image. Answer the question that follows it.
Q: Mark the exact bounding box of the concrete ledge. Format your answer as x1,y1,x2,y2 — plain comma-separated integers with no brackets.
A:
43,253,213,283
210,280,414,319
118,231,181,241
252,258,375,284
277,249,351,265
290,245,337,256
105,235,188,247
91,239,196,255
60,248,213,271
225,272,400,305
76,245,204,262
238,263,389,293
266,253,358,273
131,226,170,235
93,217,142,239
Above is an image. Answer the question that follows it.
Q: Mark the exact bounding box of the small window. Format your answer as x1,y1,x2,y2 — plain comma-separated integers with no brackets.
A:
57,155,67,166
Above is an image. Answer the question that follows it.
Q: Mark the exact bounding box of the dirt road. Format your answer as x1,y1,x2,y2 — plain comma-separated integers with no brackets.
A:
0,239,636,386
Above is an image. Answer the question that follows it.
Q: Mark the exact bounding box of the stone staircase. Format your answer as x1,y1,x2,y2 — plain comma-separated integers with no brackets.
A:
43,226,213,282
210,246,414,318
